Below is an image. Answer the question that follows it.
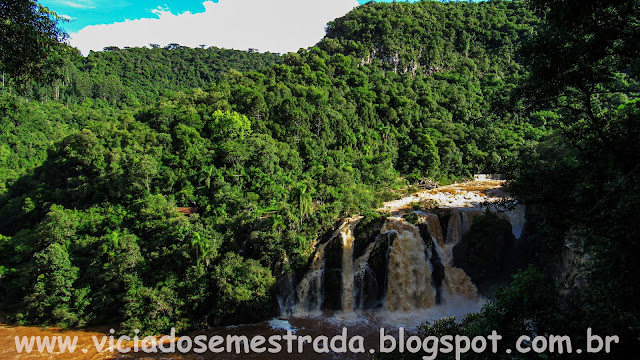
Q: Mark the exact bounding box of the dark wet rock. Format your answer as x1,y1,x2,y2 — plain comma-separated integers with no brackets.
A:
354,267,378,309
353,215,387,260
418,223,444,304
366,232,397,305
437,210,451,238
321,236,343,310
453,210,515,296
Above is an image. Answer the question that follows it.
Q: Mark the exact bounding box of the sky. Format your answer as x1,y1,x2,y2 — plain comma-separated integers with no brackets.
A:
39,0,425,55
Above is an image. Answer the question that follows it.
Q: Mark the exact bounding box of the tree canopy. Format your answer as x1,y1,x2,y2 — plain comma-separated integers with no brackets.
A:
0,0,67,84
1,2,638,353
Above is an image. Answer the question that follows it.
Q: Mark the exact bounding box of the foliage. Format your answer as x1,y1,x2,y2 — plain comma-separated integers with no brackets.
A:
460,210,513,280
0,0,67,85
0,0,588,337
18,45,282,104
508,0,640,355
212,253,275,323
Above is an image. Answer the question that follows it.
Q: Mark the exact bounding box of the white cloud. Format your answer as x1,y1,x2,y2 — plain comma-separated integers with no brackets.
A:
59,14,77,21
57,0,95,9
69,0,359,55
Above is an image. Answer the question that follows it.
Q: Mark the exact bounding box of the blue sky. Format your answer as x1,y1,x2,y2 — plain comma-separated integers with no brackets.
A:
38,0,429,54
42,0,428,32
42,1,217,33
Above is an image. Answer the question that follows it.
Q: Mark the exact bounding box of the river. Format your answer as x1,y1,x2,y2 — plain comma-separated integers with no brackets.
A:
1,179,522,359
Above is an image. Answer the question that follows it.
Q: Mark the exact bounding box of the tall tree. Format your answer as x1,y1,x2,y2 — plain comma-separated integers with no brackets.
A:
521,0,640,126
0,0,67,85
514,1,640,354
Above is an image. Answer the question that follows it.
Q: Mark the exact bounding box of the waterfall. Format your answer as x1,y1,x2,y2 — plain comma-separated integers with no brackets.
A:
294,241,329,313
424,211,479,300
498,204,526,239
288,199,525,315
444,267,479,299
423,213,445,248
382,218,436,311
340,217,362,312
445,210,481,245
445,211,462,245
353,242,376,309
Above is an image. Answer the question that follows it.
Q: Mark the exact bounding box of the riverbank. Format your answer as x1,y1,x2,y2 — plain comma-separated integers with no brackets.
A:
0,179,514,359
380,179,511,214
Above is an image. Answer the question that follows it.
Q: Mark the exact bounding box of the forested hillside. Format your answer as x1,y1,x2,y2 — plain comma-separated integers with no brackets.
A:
0,0,544,332
17,46,282,105
1,1,638,355
413,0,640,358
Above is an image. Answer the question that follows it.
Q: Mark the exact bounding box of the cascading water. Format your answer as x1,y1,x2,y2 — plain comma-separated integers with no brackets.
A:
287,210,490,315
383,218,436,311
285,180,527,319
499,204,526,239
423,213,445,248
353,242,376,310
421,211,478,300
294,241,329,313
340,217,362,312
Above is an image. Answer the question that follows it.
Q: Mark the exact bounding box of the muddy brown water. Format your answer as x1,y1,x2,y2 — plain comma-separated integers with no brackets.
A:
1,180,505,359
0,315,383,360
0,306,484,359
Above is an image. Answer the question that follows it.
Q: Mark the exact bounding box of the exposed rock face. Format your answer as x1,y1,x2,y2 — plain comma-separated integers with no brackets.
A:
363,232,396,308
352,215,387,260
417,178,439,189
282,180,528,315
322,234,344,310
418,223,444,304
554,235,592,297
452,210,516,296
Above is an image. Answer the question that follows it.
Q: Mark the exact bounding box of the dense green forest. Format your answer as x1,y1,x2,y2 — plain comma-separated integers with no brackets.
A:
1,0,639,357
19,45,283,105
411,0,640,358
